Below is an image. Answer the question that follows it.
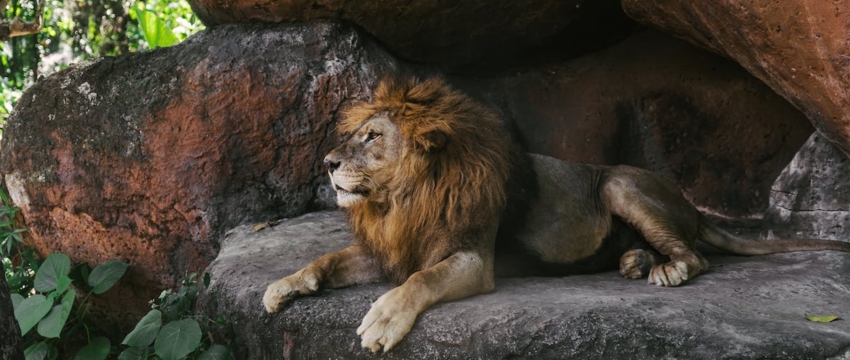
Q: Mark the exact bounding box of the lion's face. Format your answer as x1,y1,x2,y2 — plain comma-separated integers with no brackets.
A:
324,113,404,207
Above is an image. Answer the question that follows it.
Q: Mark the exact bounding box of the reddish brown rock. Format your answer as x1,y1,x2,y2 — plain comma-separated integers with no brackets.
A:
622,0,850,158
461,30,813,218
0,21,398,325
188,0,638,73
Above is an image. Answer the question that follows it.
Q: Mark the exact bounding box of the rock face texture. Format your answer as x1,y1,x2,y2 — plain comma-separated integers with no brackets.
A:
764,133,850,240
201,211,850,359
0,262,24,360
466,30,812,218
622,0,850,157
188,0,638,72
0,21,398,322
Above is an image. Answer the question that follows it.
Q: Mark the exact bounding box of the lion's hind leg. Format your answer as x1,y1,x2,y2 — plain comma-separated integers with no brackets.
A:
602,167,710,287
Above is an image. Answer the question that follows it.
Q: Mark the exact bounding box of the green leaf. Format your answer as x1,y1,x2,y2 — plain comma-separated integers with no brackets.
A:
154,319,202,360
137,9,179,49
24,341,49,360
74,336,110,360
34,253,71,293
37,288,75,338
87,260,129,294
46,344,59,360
197,345,231,360
10,293,24,309
0,187,11,205
806,314,840,323
203,272,211,287
37,304,66,338
15,294,53,335
55,275,72,294
117,346,149,360
122,309,162,347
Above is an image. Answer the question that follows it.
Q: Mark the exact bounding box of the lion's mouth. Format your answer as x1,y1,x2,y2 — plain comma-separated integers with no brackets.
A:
333,184,368,197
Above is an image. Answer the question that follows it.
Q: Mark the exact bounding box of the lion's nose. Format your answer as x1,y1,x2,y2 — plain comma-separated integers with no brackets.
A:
324,156,341,173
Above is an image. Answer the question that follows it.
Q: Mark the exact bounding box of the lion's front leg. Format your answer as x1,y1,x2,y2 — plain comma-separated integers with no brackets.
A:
357,251,495,353
263,245,383,313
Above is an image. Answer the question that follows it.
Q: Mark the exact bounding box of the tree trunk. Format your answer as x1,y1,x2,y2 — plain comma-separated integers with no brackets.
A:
0,261,24,360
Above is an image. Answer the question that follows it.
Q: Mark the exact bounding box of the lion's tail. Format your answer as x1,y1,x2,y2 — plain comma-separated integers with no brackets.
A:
699,221,850,255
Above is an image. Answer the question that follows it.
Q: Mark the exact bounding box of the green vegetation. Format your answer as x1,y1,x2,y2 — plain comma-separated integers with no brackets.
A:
7,254,230,359
0,0,204,135
13,253,128,359
3,186,230,358
119,272,231,360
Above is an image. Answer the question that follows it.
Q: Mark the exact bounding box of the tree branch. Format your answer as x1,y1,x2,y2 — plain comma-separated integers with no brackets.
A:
0,0,44,42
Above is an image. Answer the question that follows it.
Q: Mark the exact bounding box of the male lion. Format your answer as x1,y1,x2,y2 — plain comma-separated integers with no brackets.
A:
263,76,850,353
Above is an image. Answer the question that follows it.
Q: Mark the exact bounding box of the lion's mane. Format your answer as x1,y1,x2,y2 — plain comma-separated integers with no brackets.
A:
338,77,520,284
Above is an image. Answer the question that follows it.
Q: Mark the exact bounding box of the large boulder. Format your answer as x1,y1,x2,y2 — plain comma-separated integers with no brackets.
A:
200,211,850,359
188,0,638,73
0,261,24,360
459,30,812,218
622,0,850,158
0,21,398,323
763,133,850,240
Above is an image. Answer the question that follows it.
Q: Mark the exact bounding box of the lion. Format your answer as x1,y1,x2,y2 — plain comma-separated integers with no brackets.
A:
263,76,850,353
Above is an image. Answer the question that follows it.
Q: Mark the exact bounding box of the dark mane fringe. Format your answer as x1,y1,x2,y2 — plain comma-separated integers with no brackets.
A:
339,77,519,284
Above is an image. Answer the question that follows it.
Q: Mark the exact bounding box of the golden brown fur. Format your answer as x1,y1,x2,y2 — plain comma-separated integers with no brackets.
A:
338,77,516,284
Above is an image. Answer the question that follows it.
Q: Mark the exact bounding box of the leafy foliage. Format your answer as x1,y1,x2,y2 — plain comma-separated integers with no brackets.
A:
12,253,127,359
122,310,162,348
1,173,228,360
154,319,202,360
74,336,111,360
0,187,25,258
0,0,204,135
2,191,132,357
7,252,232,359
87,259,129,294
119,272,232,360
33,253,70,293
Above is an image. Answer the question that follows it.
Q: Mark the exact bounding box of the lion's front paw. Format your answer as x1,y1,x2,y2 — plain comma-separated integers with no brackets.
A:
262,268,321,313
648,261,689,287
356,289,418,353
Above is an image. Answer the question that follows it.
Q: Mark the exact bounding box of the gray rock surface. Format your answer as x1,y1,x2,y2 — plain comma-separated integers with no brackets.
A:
763,133,850,240
200,211,850,359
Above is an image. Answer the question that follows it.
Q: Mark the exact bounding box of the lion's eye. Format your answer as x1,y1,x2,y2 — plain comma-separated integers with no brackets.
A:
365,130,382,142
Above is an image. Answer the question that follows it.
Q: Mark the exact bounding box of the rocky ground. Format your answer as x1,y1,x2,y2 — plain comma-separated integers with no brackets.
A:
200,211,850,359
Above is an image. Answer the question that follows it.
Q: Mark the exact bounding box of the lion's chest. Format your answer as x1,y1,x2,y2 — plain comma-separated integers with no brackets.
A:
355,213,456,284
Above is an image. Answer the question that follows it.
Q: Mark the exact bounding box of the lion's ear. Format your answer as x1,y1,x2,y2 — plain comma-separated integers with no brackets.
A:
415,130,448,153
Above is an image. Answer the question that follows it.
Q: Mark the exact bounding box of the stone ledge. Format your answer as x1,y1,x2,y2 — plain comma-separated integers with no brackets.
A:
199,211,850,359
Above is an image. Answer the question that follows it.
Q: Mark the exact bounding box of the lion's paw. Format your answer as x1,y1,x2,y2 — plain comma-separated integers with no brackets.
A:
619,249,655,279
356,289,417,353
648,261,689,287
262,268,321,313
